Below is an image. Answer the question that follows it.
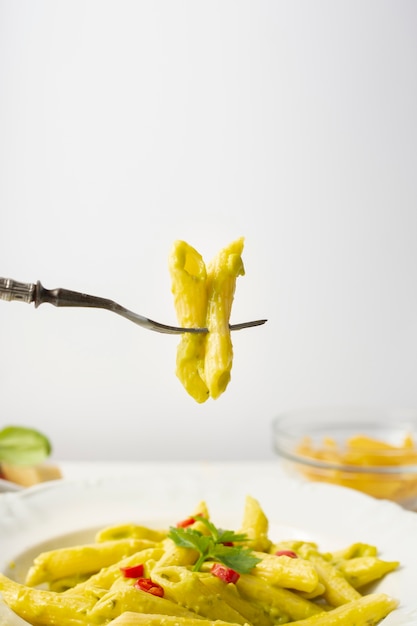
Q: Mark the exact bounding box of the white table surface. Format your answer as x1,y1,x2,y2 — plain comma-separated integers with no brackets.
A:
57,461,291,495
59,460,287,480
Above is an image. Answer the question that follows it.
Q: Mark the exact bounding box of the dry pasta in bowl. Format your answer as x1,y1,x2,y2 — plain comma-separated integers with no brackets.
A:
272,407,417,510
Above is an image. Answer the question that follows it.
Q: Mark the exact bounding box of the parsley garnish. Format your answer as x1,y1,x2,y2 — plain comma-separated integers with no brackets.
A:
168,515,261,573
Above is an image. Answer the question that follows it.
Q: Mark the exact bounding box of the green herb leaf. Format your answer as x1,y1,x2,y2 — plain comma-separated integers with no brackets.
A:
168,527,211,552
168,518,261,574
211,544,261,574
0,426,51,465
216,528,248,544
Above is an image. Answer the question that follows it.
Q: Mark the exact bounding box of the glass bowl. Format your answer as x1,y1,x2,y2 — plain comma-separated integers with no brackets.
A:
272,407,417,511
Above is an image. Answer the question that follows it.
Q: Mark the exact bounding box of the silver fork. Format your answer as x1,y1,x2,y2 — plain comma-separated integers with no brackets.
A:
0,278,267,335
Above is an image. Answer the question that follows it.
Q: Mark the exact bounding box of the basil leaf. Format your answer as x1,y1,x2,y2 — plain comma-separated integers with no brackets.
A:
0,426,51,465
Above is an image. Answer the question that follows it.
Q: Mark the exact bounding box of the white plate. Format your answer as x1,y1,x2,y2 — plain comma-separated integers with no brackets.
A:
0,478,22,493
1,465,417,625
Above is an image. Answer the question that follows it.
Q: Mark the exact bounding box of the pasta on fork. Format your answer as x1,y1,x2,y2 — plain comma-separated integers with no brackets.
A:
169,237,245,402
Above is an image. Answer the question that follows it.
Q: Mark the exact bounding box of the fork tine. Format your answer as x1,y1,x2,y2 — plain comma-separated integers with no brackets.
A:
229,319,267,331
144,318,268,334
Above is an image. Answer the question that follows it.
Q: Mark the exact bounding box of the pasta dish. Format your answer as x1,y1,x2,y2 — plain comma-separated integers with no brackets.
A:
0,495,398,625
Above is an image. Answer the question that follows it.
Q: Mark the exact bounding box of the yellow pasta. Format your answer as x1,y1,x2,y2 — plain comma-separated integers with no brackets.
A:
203,237,245,399
0,573,97,625
278,593,398,626
238,495,272,553
95,524,167,544
107,614,246,626
200,575,272,626
285,543,361,607
251,553,319,593
88,580,200,623
0,496,400,626
169,240,210,403
236,574,323,623
151,566,248,624
334,556,399,590
169,238,245,402
25,539,156,587
64,548,165,594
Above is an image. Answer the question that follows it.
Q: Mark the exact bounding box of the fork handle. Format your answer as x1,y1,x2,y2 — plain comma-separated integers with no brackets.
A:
34,281,114,309
0,278,35,303
0,278,113,310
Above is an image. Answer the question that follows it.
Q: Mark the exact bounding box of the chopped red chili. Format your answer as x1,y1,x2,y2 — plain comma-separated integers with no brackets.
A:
221,541,234,547
275,550,298,558
120,563,145,578
211,563,240,584
176,516,196,528
135,577,164,597
176,512,205,528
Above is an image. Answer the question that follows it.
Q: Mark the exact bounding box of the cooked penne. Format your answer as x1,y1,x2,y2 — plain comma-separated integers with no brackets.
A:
65,548,164,594
200,574,272,626
0,495,400,626
95,523,167,543
25,539,156,586
0,573,96,625
169,238,245,402
107,613,246,626
252,552,319,593
293,543,361,607
236,573,324,622
203,237,245,399
334,556,399,589
279,592,398,626
238,495,272,553
88,580,200,623
151,566,248,624
169,240,209,403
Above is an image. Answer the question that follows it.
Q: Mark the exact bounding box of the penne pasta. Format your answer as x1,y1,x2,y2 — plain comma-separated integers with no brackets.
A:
334,556,399,589
238,495,272,553
88,580,200,623
237,573,323,622
169,238,245,402
203,237,245,399
200,574,273,626
280,593,398,626
151,566,248,624
0,495,400,626
292,544,362,607
25,539,156,587
106,613,247,626
169,240,210,403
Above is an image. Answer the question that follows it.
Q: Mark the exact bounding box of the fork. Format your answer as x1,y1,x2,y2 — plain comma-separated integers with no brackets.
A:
0,278,267,335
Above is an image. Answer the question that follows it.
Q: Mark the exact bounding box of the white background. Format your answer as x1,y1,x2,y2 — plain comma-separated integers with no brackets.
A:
1,1,416,462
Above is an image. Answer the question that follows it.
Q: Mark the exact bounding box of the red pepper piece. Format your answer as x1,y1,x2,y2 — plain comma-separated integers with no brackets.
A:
176,512,205,528
275,550,298,558
211,563,240,584
176,516,196,528
221,541,234,546
135,577,164,597
120,563,144,578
